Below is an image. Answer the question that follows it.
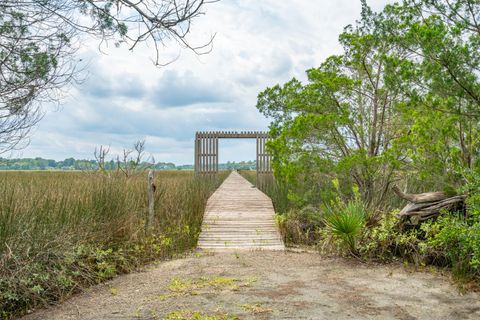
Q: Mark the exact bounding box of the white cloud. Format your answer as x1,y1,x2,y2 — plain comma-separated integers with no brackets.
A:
17,0,394,163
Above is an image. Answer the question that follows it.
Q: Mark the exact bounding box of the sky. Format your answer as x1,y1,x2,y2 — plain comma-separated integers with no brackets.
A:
14,0,392,165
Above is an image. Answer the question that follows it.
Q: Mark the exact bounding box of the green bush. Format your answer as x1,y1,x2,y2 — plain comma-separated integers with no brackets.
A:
276,206,324,245
359,211,424,263
322,200,367,255
423,216,480,280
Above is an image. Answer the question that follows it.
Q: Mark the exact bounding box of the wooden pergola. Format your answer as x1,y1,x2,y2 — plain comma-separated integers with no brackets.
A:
194,131,273,180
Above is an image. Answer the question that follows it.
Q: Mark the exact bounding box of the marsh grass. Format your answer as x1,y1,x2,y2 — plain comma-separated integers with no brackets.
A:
0,170,227,318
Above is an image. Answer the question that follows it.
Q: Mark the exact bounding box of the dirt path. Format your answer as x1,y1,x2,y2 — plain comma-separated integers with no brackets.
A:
22,251,480,320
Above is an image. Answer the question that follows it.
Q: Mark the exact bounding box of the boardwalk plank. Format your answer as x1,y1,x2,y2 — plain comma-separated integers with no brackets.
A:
197,171,285,251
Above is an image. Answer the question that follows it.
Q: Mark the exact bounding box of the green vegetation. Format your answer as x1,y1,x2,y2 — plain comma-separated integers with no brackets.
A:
165,310,239,320
253,0,480,286
160,275,255,300
241,303,272,315
323,200,367,255
0,157,256,171
0,171,227,319
0,157,178,171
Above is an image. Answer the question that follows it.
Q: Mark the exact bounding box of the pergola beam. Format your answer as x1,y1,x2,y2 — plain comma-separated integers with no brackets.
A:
196,131,269,139
194,131,272,179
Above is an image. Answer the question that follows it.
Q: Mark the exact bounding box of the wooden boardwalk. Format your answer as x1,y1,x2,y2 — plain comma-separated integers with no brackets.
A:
197,171,285,251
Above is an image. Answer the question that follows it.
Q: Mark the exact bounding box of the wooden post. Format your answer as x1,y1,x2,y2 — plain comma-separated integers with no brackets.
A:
207,132,211,175
147,170,155,234
256,135,260,188
215,135,219,173
194,130,271,179
194,133,198,174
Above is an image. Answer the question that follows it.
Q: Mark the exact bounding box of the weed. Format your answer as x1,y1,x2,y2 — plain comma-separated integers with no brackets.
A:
161,276,253,300
241,303,272,314
164,310,239,320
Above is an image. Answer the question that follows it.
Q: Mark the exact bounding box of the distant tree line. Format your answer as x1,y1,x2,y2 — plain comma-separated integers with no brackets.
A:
0,158,256,171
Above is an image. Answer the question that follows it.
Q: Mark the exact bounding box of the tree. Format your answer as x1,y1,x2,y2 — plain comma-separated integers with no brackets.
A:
257,3,407,208
0,0,216,153
258,0,480,210
380,0,480,172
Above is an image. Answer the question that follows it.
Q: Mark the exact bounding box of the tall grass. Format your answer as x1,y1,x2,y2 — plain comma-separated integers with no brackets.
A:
0,171,227,318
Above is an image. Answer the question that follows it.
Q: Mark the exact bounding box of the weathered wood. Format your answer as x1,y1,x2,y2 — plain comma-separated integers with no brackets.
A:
197,171,284,251
198,131,269,139
147,170,155,233
194,131,272,177
392,185,448,203
394,185,466,225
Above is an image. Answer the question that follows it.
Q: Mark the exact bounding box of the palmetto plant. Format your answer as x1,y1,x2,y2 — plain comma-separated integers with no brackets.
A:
324,201,366,255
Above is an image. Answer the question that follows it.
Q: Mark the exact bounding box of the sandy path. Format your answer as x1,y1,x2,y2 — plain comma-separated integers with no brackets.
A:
21,251,480,320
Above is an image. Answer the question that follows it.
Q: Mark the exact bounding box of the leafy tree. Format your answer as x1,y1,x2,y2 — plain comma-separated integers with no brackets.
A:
0,0,216,153
380,0,480,177
258,0,480,209
257,3,406,208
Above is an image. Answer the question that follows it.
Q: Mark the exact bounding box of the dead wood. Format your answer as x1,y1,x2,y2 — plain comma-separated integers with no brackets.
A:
392,185,449,203
393,186,466,226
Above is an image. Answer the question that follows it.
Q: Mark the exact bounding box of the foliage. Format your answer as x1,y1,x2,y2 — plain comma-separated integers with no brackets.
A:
257,3,407,209
359,211,423,263
254,0,480,285
378,0,480,184
359,210,480,283
0,0,215,153
424,216,480,279
0,171,227,319
275,206,324,245
322,200,367,255
257,0,480,212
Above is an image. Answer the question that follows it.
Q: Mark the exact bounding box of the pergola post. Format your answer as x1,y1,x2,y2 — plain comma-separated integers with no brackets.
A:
194,131,272,180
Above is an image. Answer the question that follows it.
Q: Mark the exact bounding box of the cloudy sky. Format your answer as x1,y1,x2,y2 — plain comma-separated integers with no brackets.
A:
16,0,392,165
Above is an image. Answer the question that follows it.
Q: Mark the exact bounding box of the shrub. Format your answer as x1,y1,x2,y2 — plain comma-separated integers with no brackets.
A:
322,200,367,255
275,206,324,245
359,211,424,263
423,216,480,280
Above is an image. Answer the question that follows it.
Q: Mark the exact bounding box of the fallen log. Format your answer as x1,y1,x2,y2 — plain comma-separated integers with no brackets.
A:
392,185,448,203
392,185,466,226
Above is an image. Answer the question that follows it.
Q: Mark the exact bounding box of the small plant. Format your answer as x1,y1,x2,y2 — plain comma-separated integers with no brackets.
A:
275,206,324,245
162,276,248,299
241,303,272,314
323,200,366,255
164,310,239,320
424,216,480,281
359,210,423,262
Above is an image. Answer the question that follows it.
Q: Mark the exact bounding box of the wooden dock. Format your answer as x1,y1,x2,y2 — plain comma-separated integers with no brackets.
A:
197,171,285,251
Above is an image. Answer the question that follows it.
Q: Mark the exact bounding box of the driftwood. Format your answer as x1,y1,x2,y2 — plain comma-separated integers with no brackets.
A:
392,185,449,203
392,185,466,225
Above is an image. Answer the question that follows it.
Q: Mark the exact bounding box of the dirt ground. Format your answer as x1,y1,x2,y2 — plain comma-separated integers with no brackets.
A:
21,250,480,320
